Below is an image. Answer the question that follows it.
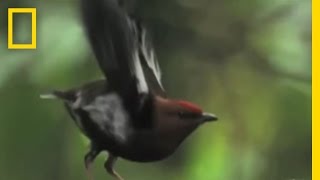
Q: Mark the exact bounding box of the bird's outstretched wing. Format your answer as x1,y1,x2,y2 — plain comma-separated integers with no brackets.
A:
133,19,166,97
81,0,138,96
80,0,165,97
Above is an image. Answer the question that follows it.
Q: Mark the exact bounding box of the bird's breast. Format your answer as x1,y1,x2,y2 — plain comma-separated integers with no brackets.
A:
112,131,178,162
66,92,132,144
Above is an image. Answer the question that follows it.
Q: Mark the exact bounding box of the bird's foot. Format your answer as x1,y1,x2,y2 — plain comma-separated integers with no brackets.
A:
105,154,124,180
85,162,94,180
84,143,101,180
107,168,124,180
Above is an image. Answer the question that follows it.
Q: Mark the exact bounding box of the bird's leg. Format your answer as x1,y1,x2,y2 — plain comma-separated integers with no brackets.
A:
84,143,101,180
104,153,123,180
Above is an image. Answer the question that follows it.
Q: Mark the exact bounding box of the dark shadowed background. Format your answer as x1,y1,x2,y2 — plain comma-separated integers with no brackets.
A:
0,0,311,180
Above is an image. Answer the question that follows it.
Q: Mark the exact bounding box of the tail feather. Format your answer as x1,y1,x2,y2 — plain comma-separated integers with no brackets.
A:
40,90,76,102
40,93,58,99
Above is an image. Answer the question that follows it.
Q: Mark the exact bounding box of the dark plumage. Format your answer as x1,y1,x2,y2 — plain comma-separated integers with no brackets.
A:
41,0,218,179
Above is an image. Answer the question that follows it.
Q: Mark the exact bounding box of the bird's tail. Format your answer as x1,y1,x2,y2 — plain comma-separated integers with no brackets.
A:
40,93,58,100
40,90,75,102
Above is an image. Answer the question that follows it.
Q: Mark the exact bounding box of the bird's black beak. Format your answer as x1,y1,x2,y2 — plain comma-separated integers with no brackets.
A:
201,112,218,122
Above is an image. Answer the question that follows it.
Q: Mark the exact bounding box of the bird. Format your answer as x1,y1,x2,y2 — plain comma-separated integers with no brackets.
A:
41,0,218,179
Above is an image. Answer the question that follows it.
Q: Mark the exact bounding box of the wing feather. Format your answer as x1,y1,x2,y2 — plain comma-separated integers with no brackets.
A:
81,0,137,96
136,21,166,96
81,0,165,97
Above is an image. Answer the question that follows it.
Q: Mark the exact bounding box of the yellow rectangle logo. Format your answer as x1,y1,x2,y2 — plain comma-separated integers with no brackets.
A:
8,8,37,49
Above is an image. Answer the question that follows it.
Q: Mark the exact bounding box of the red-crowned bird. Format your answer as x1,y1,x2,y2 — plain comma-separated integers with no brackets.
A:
41,0,217,179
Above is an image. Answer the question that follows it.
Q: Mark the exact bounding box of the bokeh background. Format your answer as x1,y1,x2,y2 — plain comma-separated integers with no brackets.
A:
0,0,311,180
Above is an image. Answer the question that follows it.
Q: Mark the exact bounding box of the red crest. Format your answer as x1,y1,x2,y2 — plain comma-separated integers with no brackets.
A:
176,101,203,114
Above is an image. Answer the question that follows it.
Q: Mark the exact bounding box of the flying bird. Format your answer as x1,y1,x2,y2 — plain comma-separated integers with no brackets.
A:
41,0,218,179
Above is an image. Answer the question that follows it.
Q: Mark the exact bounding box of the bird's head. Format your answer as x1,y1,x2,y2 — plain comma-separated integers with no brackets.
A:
154,96,217,126
173,100,218,123
153,96,217,152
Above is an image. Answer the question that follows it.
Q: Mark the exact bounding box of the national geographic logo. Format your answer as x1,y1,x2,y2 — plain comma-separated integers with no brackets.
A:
7,8,37,49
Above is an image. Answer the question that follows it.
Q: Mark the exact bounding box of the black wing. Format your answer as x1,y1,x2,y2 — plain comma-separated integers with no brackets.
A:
136,21,166,97
81,0,165,97
81,0,138,96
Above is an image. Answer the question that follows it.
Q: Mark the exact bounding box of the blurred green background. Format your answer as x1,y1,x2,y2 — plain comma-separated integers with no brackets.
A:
0,0,311,180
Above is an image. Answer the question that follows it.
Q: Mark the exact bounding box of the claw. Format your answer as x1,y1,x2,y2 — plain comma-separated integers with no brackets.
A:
105,154,123,180
84,144,101,180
